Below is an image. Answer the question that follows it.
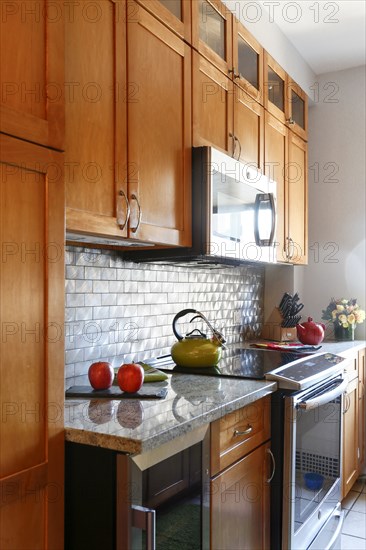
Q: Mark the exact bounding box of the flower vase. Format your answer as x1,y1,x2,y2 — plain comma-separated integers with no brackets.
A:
333,323,355,341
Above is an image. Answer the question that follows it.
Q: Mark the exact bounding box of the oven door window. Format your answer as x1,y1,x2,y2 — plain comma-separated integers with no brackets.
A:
294,396,341,534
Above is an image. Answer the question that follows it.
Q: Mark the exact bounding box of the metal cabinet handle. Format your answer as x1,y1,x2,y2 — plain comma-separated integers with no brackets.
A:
286,237,294,260
131,505,156,550
229,132,236,158
233,425,253,437
130,193,142,233
235,135,242,160
266,448,276,483
343,392,351,414
229,133,242,161
117,189,130,230
286,117,295,125
229,67,243,80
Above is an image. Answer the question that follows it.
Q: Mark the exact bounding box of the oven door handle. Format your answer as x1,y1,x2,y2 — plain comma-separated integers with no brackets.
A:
298,377,348,410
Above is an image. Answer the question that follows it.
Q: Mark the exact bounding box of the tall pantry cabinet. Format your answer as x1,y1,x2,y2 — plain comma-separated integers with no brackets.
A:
0,2,65,549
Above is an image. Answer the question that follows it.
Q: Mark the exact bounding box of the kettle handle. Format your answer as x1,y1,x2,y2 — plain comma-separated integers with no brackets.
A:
172,309,199,341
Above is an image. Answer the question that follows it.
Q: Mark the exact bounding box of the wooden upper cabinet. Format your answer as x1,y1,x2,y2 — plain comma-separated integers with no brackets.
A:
135,0,192,41
287,78,308,141
192,51,233,154
234,86,264,170
192,0,232,75
65,0,191,247
65,0,128,242
264,51,287,124
0,0,64,150
0,134,65,550
287,132,308,264
232,18,263,104
264,111,288,262
127,2,192,246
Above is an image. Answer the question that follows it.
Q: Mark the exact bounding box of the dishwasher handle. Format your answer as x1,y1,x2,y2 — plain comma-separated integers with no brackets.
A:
298,377,348,410
131,505,156,550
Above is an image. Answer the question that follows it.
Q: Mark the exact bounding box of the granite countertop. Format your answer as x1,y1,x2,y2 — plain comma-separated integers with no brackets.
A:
64,373,276,455
64,339,365,458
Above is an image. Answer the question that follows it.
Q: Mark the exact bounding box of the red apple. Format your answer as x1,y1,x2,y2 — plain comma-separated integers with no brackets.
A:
88,361,114,390
117,363,144,393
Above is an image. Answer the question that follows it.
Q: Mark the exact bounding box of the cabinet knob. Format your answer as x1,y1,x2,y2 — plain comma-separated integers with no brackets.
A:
286,118,295,125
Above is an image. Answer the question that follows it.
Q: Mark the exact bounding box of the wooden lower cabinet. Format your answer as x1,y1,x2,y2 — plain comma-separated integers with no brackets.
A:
342,375,359,498
358,348,366,469
210,396,271,549
211,441,270,550
341,349,365,499
0,134,65,549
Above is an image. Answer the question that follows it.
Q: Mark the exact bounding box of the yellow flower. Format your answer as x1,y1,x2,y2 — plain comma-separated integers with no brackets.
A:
336,305,345,312
338,314,348,325
355,309,366,323
347,313,356,325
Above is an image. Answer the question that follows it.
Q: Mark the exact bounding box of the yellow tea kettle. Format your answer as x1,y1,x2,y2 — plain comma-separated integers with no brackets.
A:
171,309,226,367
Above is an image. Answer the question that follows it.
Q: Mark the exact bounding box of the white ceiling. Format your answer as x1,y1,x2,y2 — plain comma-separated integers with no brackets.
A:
256,0,366,75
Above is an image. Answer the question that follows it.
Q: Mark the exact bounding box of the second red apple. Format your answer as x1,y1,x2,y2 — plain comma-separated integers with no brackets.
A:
117,363,144,393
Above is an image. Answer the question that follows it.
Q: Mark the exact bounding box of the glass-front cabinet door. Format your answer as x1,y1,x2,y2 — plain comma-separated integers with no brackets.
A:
136,0,191,41
287,78,308,140
232,18,263,104
192,0,232,75
264,51,287,124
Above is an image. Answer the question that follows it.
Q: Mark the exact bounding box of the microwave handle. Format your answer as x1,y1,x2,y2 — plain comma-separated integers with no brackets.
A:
131,505,156,550
254,193,276,246
298,377,348,410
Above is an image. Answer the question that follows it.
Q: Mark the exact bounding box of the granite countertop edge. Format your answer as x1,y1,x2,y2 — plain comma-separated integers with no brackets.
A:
64,379,277,455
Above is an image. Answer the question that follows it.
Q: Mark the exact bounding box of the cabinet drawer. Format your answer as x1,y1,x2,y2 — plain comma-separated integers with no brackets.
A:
211,395,270,475
342,351,358,381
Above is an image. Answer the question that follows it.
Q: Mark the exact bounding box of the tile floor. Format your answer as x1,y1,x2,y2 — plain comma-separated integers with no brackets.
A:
341,477,366,549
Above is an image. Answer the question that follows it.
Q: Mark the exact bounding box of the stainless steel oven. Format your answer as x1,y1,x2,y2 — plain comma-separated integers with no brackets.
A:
148,349,348,549
268,356,347,550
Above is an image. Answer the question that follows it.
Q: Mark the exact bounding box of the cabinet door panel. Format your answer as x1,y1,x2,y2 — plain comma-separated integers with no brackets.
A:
0,134,65,550
128,6,192,246
0,0,64,149
193,52,233,153
193,52,233,154
234,87,264,170
287,79,308,141
358,349,365,469
211,443,271,550
136,0,191,41
65,0,128,238
264,52,287,124
342,376,359,498
192,0,232,75
233,19,263,104
287,132,308,264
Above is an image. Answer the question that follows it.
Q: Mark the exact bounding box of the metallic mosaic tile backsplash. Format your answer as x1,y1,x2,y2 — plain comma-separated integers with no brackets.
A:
65,246,265,386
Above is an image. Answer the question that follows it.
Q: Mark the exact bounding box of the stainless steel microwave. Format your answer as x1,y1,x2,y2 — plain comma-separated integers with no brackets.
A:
124,147,277,266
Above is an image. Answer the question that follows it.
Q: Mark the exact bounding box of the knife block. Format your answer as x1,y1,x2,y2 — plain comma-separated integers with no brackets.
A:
262,307,297,342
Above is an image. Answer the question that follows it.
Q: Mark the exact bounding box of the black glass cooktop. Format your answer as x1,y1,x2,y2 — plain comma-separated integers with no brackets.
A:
147,347,312,380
